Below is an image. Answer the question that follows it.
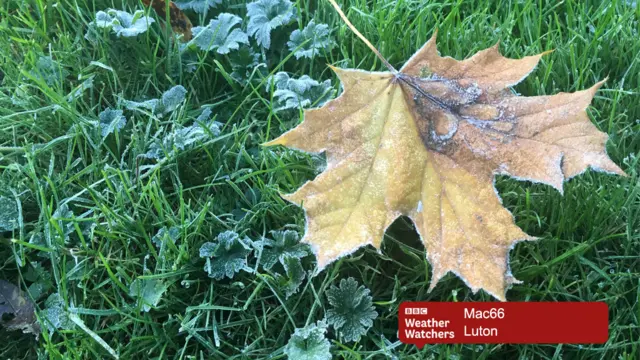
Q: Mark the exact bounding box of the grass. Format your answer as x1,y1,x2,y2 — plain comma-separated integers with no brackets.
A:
0,0,639,358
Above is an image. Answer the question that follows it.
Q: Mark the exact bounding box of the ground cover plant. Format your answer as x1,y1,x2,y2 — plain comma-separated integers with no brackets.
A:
0,0,639,359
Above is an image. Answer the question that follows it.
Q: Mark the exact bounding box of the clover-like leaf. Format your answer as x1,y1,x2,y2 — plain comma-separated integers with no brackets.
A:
190,13,249,54
0,280,41,337
144,110,221,160
262,230,308,270
247,0,297,49
31,56,69,86
92,9,155,37
160,85,188,113
42,293,74,334
25,262,53,301
121,98,160,113
275,255,306,298
228,47,267,84
0,196,19,231
46,204,75,244
199,231,252,280
266,72,334,111
284,320,331,360
98,108,127,137
325,278,377,343
288,20,334,59
121,85,186,116
173,0,222,14
152,226,180,249
129,278,169,312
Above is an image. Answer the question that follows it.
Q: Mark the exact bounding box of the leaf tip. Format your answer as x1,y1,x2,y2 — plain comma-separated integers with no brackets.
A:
262,137,285,147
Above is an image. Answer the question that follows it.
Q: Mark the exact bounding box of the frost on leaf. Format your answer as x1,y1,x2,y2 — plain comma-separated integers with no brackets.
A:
0,196,19,231
266,72,334,111
45,204,75,244
129,278,169,312
247,0,297,49
42,293,74,334
31,56,69,86
161,85,188,113
173,0,222,14
152,226,180,249
144,108,221,160
284,320,331,360
121,85,187,116
288,20,334,59
91,9,155,37
275,255,306,298
0,280,41,337
325,278,377,343
98,108,126,137
190,13,248,54
199,231,252,280
229,47,266,84
261,230,308,270
265,30,626,300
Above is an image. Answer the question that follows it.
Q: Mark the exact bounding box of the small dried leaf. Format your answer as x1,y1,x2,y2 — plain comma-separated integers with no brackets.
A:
0,280,41,337
142,0,193,40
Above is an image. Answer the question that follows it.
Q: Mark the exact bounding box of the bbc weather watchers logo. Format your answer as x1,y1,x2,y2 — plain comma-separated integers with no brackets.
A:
405,307,428,315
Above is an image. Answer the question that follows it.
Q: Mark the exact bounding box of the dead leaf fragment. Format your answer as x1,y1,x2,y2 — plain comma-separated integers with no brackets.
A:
142,0,192,40
266,31,625,300
0,279,41,337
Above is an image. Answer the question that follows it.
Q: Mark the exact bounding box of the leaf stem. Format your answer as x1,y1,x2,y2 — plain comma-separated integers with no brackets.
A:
326,0,397,73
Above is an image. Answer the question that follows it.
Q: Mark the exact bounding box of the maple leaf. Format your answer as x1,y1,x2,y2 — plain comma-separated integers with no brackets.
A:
265,4,626,300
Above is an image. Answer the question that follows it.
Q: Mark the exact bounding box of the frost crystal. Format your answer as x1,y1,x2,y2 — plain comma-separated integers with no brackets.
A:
288,20,334,59
266,72,334,111
284,320,332,360
247,0,297,49
190,13,249,54
199,231,252,280
325,278,378,342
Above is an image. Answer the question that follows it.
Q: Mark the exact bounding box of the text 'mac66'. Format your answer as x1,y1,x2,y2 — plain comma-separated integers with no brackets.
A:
399,302,608,346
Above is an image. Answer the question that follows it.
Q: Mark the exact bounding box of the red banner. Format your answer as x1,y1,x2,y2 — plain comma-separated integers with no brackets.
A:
398,302,608,346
